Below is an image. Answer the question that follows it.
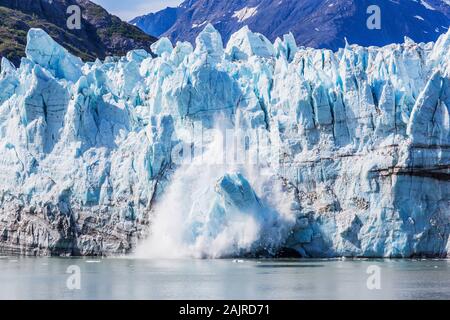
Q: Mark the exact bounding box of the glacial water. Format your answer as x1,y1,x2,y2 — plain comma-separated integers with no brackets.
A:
0,257,449,300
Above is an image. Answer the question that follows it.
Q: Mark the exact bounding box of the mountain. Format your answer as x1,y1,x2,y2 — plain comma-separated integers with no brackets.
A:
0,26,448,257
0,0,157,65
428,0,450,16
131,0,450,49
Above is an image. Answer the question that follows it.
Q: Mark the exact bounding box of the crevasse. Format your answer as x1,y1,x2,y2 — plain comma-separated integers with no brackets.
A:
0,25,448,258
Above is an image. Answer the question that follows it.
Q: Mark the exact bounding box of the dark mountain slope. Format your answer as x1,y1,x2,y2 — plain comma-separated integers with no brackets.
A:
0,0,157,65
131,0,450,49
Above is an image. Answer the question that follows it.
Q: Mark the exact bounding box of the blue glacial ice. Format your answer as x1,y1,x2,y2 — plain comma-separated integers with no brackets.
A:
0,25,449,258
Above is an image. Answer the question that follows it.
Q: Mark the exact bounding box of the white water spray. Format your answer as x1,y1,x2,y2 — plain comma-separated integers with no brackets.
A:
135,115,296,259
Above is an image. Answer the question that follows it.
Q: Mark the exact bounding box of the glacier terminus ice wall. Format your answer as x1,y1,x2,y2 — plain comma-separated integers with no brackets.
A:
0,25,449,258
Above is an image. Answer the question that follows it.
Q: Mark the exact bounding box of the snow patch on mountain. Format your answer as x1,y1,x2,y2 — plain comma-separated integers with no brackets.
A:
131,0,450,51
421,0,436,10
232,6,258,23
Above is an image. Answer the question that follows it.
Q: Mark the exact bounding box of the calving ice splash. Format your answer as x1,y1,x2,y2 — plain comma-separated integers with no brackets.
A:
0,24,449,258
136,117,295,258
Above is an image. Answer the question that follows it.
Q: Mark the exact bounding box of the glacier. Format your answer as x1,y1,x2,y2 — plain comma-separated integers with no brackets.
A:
0,25,449,258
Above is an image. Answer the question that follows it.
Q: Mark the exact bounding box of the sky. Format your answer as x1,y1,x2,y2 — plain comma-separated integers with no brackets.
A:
92,0,183,21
